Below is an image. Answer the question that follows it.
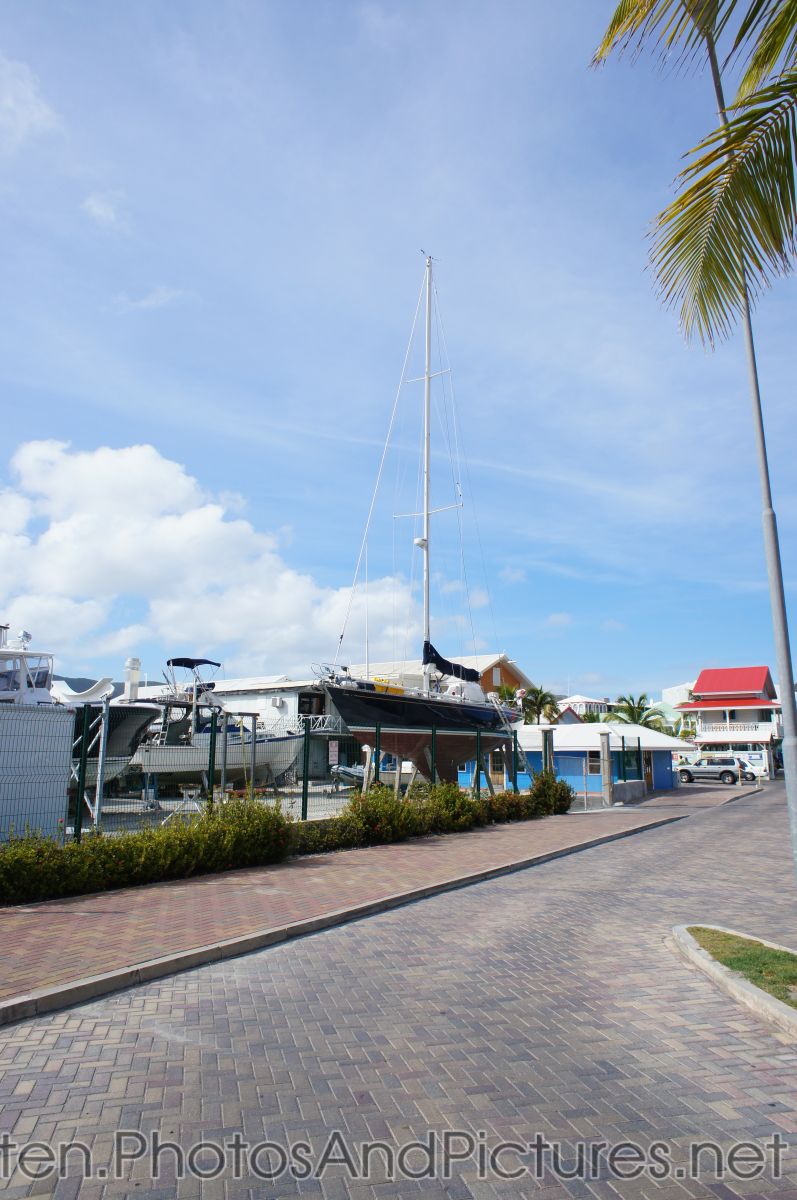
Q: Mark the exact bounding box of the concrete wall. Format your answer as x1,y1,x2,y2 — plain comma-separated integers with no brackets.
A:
613,780,647,804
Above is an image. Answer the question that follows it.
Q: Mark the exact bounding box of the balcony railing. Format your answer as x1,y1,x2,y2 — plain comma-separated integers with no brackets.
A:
697,720,781,736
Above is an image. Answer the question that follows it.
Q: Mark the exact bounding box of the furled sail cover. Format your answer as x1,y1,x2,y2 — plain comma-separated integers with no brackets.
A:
422,641,480,683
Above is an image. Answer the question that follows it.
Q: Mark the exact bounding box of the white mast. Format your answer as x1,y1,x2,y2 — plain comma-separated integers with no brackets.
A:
364,541,369,677
422,255,432,694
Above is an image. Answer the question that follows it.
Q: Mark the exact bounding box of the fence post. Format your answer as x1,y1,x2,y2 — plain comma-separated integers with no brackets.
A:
94,696,110,828
301,721,311,820
206,712,217,805
475,729,481,801
512,729,519,793
430,726,437,784
599,729,613,808
220,713,228,795
74,705,91,843
374,723,381,784
542,728,554,774
249,714,257,793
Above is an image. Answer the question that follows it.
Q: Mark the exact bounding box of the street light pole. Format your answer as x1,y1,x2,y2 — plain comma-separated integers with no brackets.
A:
703,32,797,870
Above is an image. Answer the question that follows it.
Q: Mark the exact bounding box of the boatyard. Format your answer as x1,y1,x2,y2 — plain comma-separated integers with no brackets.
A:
2,2,797,1197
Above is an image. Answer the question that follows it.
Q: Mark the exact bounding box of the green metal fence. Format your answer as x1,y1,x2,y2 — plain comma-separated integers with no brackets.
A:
1,707,595,845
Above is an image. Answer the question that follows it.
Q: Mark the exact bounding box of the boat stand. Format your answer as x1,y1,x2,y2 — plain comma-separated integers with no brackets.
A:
161,785,203,824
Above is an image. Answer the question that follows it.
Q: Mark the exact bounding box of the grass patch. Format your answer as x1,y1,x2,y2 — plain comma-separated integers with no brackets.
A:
689,926,797,1011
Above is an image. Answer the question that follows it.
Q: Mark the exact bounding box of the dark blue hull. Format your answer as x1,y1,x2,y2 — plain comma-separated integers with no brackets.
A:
324,684,512,782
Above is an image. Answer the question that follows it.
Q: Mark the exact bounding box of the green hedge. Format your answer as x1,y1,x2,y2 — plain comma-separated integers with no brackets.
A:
0,796,292,906
0,773,574,906
291,772,573,854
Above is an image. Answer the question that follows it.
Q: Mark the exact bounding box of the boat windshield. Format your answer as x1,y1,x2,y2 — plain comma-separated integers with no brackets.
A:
0,653,53,697
23,655,53,690
0,654,20,695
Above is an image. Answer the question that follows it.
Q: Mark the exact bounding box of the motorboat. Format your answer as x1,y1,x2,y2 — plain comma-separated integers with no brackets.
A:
126,657,303,787
0,626,159,785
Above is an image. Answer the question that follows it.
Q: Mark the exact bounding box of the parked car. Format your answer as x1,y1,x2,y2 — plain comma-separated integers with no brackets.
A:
678,756,756,785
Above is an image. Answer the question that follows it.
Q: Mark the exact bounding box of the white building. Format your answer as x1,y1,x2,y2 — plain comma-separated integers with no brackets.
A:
555,694,610,718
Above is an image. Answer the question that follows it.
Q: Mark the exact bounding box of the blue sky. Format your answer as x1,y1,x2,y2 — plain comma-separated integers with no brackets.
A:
1,0,795,699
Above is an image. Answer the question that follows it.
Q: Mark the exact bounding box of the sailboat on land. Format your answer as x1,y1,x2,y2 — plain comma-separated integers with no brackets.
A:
322,258,516,782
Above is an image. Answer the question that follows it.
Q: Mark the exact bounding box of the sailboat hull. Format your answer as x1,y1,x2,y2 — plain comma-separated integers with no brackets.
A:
324,684,512,782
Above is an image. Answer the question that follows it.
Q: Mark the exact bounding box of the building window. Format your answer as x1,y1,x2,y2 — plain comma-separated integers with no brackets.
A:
492,667,501,686
587,750,601,775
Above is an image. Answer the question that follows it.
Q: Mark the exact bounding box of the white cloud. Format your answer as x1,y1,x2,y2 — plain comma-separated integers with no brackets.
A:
82,190,126,229
601,618,626,633
0,489,32,533
1,440,415,676
0,53,59,151
543,612,572,629
113,286,187,312
499,565,526,584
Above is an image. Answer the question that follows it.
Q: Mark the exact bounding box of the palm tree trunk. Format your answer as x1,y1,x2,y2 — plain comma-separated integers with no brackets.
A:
704,31,797,875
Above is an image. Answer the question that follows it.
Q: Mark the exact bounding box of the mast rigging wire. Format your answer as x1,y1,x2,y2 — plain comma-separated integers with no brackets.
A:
433,283,498,655
333,272,426,666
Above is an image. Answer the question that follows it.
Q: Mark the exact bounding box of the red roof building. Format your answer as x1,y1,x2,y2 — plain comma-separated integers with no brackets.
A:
675,665,782,774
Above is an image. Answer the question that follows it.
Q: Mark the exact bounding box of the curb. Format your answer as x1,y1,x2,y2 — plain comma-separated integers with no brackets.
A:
672,924,797,1041
0,814,682,1028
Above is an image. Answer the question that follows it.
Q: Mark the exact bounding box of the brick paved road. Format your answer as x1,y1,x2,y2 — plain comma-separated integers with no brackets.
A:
0,785,795,1199
0,801,688,1004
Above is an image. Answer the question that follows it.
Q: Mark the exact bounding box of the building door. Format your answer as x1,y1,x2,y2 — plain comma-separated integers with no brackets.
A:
643,751,653,789
490,748,507,788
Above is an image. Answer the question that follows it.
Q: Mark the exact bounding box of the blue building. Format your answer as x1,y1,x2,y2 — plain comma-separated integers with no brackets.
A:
458,722,689,799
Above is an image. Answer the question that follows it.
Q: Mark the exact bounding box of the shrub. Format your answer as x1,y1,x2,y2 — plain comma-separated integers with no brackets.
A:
483,790,530,822
528,770,574,815
336,784,422,846
413,782,484,833
0,797,292,906
291,817,349,856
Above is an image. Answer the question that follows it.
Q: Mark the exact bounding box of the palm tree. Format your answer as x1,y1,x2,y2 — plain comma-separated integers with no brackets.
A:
607,693,669,731
523,686,560,725
595,0,797,878
595,1,797,340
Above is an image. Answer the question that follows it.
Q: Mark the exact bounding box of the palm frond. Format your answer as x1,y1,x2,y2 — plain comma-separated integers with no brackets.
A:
593,0,732,66
652,67,797,342
731,0,797,94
